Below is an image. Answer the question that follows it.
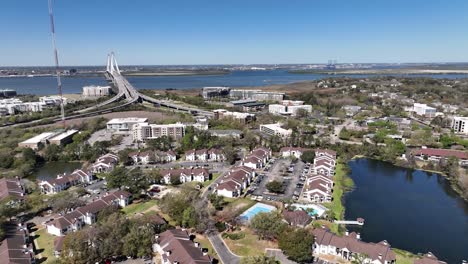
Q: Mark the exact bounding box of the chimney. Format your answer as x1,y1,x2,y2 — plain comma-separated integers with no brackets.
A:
356,233,361,240
345,231,349,236
194,242,200,248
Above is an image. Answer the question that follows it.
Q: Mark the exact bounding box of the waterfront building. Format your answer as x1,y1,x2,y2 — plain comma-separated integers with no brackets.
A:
46,190,131,236
260,123,292,138
0,89,17,97
201,86,231,99
39,169,94,195
229,89,285,101
132,122,186,141
302,174,334,203
451,116,468,134
312,227,396,264
411,147,468,166
106,117,148,132
82,85,112,97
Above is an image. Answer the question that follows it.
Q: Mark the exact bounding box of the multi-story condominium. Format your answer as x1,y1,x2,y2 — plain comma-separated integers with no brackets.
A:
82,85,112,97
451,116,468,134
260,123,292,138
159,168,210,184
106,117,148,132
213,109,256,123
268,100,312,116
412,103,437,117
201,86,231,99
132,122,186,141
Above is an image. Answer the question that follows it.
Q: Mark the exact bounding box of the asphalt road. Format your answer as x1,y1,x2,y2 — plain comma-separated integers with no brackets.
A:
208,233,240,264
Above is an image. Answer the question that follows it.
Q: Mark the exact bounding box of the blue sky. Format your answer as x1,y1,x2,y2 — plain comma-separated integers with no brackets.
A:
1,0,468,66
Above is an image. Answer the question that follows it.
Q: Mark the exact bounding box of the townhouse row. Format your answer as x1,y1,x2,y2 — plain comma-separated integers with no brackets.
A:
46,190,131,236
159,167,211,185
39,153,119,195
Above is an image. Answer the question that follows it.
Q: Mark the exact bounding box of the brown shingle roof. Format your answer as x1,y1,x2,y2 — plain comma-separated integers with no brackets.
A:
0,178,24,201
313,228,396,262
158,229,212,264
412,148,468,160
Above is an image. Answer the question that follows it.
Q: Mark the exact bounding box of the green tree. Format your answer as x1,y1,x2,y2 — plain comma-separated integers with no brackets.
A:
278,228,314,263
266,180,284,194
147,136,173,151
301,150,315,163
44,144,63,161
250,212,287,240
123,224,154,258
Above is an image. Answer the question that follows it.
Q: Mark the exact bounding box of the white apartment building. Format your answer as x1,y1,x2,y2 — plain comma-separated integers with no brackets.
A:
451,116,468,134
133,122,186,141
106,117,148,132
413,103,436,117
82,85,112,97
260,123,292,138
213,109,256,123
268,100,312,116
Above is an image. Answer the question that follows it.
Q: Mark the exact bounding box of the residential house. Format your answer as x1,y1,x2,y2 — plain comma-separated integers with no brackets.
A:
241,147,272,169
312,227,396,264
153,229,212,264
46,190,131,236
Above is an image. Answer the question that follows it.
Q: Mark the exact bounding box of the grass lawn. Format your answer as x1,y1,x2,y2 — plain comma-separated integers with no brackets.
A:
223,198,257,216
35,228,56,263
195,234,219,259
203,172,221,187
122,199,158,215
394,248,419,264
323,162,354,221
223,227,277,256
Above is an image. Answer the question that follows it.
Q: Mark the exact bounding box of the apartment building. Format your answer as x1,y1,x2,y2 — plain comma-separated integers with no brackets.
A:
132,122,186,141
451,116,468,134
260,123,292,138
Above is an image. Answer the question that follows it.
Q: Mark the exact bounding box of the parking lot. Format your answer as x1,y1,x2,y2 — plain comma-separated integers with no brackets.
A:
250,158,310,202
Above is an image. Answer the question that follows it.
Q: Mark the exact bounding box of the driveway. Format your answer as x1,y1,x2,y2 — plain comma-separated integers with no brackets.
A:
208,233,240,264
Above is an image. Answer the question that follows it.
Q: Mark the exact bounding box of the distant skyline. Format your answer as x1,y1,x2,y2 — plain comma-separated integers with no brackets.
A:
2,0,468,66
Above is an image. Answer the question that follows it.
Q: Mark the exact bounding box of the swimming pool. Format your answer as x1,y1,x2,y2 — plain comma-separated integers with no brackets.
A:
239,203,276,221
291,203,327,217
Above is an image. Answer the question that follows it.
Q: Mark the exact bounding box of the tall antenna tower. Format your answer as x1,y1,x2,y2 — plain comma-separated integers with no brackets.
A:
48,0,66,127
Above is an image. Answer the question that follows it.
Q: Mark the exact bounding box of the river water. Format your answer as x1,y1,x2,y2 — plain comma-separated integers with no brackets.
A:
344,159,468,263
1,70,468,95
